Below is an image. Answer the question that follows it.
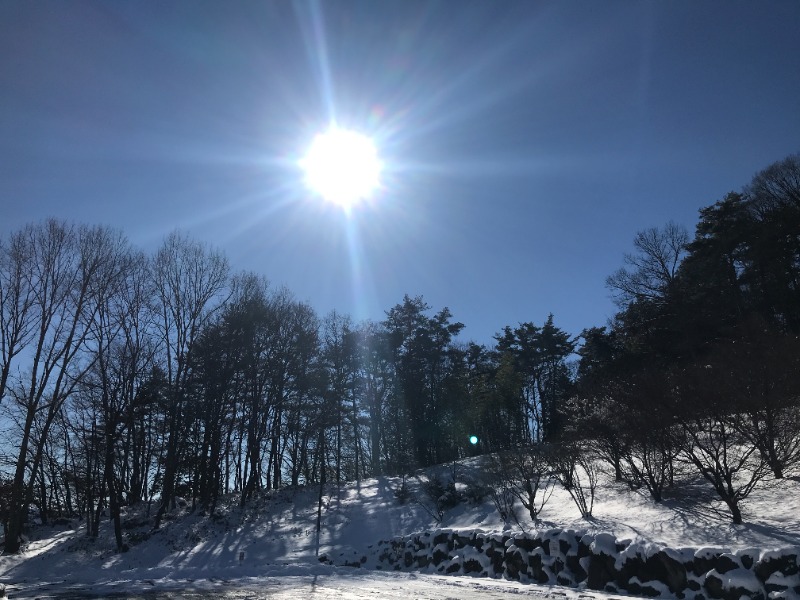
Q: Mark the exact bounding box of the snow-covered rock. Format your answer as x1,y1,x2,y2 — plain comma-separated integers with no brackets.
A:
326,528,800,599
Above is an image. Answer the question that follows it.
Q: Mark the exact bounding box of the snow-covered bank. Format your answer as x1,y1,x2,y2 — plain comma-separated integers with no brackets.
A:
2,459,799,598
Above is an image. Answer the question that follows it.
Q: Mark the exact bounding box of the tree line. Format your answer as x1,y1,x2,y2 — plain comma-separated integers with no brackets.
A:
569,153,800,524
0,223,575,554
1,153,798,553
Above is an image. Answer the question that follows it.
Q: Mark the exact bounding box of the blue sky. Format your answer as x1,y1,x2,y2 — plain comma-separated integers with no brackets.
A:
2,1,799,344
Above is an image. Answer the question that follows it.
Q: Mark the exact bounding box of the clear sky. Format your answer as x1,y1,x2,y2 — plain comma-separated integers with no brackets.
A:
2,1,799,344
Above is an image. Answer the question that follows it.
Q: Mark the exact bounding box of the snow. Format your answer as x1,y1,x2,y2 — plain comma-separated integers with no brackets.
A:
707,567,764,594
590,532,617,555
761,547,800,562
767,571,800,588
696,546,730,560
1,457,799,598
627,576,671,595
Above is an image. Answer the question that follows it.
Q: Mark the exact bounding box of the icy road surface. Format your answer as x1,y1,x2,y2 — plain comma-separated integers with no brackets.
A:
6,571,631,600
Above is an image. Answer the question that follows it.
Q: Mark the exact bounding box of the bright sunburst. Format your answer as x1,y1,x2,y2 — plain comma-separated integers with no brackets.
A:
300,127,382,209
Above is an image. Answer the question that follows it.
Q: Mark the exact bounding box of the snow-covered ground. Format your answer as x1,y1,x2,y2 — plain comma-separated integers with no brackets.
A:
2,457,798,598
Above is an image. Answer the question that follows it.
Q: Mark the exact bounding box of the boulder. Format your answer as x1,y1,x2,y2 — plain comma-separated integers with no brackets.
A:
689,548,728,577
505,546,526,581
431,546,449,566
705,568,765,600
587,552,617,590
464,558,483,574
755,548,800,582
433,531,451,546
626,577,664,598
643,550,688,594
565,553,587,583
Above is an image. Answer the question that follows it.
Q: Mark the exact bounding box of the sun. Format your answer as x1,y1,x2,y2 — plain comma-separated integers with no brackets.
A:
300,127,382,209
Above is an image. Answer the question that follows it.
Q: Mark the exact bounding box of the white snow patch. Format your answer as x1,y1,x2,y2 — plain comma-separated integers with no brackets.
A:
590,532,617,555
708,567,764,594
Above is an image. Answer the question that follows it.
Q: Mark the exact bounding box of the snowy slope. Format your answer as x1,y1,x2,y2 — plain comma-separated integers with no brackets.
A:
1,457,798,598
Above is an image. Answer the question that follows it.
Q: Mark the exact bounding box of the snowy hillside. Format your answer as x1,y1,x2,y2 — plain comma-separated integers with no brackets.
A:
1,457,799,598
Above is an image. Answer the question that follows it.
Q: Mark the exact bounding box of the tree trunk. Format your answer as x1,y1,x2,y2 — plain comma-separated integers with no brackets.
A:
104,427,125,552
368,378,382,476
155,399,181,529
315,431,327,551
5,409,37,554
727,499,743,524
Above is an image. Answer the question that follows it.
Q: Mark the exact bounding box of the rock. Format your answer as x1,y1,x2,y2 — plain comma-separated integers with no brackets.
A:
556,573,574,586
687,578,702,591
505,547,525,581
565,553,587,583
626,577,663,598
464,558,483,574
587,552,617,590
705,568,765,600
689,548,728,577
453,534,469,550
514,535,539,553
763,571,800,595
431,547,448,566
551,556,565,577
617,554,645,589
559,538,572,556
485,546,503,575
528,549,549,584
755,548,800,582
445,561,461,574
433,531,451,546
704,572,725,599
644,550,688,594
714,553,741,574
735,548,759,571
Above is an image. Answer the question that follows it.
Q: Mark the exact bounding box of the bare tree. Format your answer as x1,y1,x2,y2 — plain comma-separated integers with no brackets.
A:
84,246,153,550
5,221,128,553
115,252,161,507
0,233,37,405
711,322,800,479
675,362,772,524
493,444,556,524
622,424,681,503
549,442,598,519
607,222,689,307
678,414,769,524
746,153,800,213
153,231,229,529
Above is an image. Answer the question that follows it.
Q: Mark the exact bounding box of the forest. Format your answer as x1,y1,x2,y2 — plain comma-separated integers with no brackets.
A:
1,154,798,554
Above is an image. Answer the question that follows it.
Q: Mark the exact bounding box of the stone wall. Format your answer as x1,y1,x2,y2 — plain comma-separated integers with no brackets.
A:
320,528,800,599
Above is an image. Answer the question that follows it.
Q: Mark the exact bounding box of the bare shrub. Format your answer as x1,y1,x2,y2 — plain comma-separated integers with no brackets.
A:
491,445,555,524
549,442,598,519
